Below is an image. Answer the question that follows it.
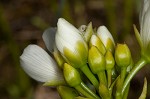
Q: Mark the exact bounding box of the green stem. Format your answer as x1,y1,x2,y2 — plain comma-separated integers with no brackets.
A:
109,75,120,96
122,58,147,94
97,71,107,86
107,69,112,87
120,67,127,82
75,85,95,99
123,83,130,99
115,77,123,99
80,82,100,99
116,67,127,99
99,82,110,99
80,65,99,90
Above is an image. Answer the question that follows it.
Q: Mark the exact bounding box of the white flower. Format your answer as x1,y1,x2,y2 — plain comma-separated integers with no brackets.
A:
20,44,64,85
97,26,115,52
55,18,88,68
140,0,150,49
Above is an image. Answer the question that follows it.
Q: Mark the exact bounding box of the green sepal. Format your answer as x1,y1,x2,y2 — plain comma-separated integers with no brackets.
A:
53,48,65,68
139,77,147,99
133,24,142,49
63,63,82,87
89,34,106,55
106,38,115,53
57,86,79,99
63,41,88,68
105,51,115,70
88,46,106,74
84,22,94,43
43,80,66,86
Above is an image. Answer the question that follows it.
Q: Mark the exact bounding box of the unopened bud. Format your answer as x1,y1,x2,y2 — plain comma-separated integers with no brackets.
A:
88,46,106,74
89,35,106,55
63,63,82,87
105,51,115,70
97,26,115,52
115,44,131,67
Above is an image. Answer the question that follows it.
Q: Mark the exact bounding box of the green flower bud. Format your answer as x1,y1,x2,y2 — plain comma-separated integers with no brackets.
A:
89,35,106,55
57,86,79,99
115,44,131,67
84,22,94,43
105,51,115,70
88,46,106,74
63,63,82,87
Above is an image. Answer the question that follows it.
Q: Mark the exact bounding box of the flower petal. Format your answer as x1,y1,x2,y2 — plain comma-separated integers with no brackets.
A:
97,26,115,47
140,0,150,47
42,27,56,52
56,18,88,55
20,44,64,83
57,18,85,45
140,0,150,29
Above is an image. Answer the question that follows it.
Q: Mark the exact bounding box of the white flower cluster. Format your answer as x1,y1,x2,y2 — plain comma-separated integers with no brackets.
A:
20,18,115,85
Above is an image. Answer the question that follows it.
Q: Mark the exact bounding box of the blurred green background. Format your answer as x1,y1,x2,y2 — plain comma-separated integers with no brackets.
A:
0,0,150,99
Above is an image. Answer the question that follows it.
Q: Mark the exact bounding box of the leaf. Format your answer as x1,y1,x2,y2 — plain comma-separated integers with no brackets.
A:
138,77,147,99
133,24,142,49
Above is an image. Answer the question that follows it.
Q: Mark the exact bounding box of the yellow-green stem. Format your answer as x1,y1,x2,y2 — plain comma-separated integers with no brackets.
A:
80,65,99,90
97,71,107,86
122,58,147,94
75,85,95,99
120,67,127,83
80,82,100,99
123,83,130,99
107,69,112,87
116,67,128,99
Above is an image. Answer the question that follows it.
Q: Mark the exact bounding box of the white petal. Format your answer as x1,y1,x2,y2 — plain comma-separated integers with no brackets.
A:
140,0,150,47
56,18,87,54
57,18,84,44
20,44,64,83
42,27,56,52
90,35,98,45
97,26,115,46
140,0,150,28
55,33,74,54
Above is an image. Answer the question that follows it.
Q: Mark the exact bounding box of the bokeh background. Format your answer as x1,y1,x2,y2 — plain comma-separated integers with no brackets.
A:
0,0,150,99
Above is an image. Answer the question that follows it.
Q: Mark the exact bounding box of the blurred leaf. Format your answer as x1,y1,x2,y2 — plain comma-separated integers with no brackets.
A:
139,78,147,99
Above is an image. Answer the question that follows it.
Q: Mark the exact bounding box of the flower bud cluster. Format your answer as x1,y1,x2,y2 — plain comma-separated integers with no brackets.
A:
20,18,134,99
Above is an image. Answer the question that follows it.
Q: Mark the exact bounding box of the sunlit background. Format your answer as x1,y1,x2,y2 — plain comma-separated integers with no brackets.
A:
0,0,150,99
